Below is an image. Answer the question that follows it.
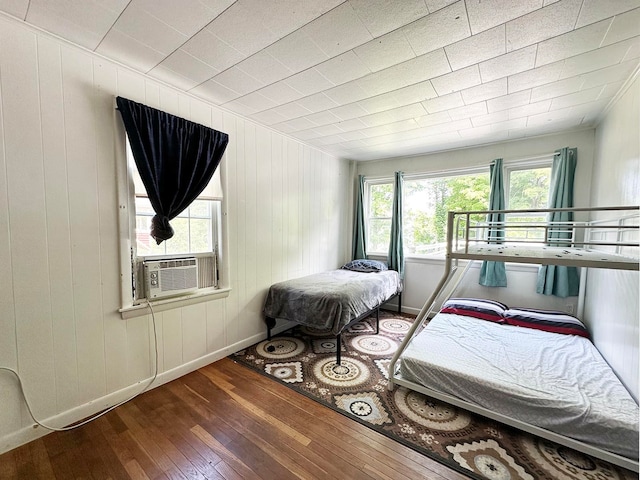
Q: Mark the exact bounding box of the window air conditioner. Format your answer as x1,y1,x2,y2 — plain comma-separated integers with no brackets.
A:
144,258,198,300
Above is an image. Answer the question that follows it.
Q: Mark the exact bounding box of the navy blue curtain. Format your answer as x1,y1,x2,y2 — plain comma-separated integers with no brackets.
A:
116,97,229,244
352,175,367,260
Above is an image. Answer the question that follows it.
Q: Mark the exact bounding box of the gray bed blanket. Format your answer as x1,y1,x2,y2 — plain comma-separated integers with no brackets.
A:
263,269,402,335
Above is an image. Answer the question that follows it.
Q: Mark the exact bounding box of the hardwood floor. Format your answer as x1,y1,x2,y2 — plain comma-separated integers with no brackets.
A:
0,358,469,479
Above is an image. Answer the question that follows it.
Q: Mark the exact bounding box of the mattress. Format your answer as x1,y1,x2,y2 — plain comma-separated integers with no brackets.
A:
263,269,401,335
399,312,639,460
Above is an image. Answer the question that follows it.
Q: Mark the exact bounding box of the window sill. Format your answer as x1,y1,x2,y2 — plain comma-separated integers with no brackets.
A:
119,287,231,320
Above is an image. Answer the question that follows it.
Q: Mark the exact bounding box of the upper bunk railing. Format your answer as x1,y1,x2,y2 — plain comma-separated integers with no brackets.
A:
445,206,639,270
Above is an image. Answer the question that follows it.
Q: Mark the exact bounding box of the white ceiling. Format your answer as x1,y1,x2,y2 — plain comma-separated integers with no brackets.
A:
2,0,639,161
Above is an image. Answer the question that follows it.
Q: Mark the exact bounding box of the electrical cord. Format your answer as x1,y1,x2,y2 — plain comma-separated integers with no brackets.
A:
0,300,159,432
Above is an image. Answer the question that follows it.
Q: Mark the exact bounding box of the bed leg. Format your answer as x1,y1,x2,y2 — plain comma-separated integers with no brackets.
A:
265,316,276,341
376,308,380,334
398,292,402,314
336,334,341,365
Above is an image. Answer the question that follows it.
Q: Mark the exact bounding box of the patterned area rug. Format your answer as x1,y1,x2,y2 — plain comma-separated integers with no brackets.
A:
231,311,636,480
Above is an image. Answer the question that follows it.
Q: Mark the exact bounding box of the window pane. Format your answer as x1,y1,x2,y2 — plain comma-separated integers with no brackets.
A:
135,196,155,216
190,218,213,252
403,173,489,255
508,167,550,209
165,217,190,254
368,218,391,253
369,183,393,217
189,200,210,218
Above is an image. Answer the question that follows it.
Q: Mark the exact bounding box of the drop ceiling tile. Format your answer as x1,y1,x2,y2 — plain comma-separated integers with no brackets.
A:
269,102,313,121
470,110,510,127
447,101,488,120
602,8,640,46
257,0,344,38
507,100,552,118
576,0,640,28
425,0,460,12
479,45,537,82
579,60,639,89
559,38,639,78
361,104,427,127
330,103,371,121
535,19,612,67
110,2,188,55
296,93,339,113
505,0,582,52
256,82,303,105
205,1,279,56
26,0,127,49
312,134,349,146
393,81,439,104
530,77,584,102
423,118,473,135
465,0,542,35
353,29,417,72
336,128,368,140
313,51,372,85
153,49,220,87
622,38,640,61
324,82,371,105
357,94,404,114
303,110,342,126
431,65,481,95
350,0,430,37
149,65,203,91
1,0,29,18
487,90,531,112
97,29,165,72
250,109,289,126
415,111,453,127
282,117,319,132
311,124,345,136
283,69,335,96
181,30,245,72
508,62,564,93
598,81,625,100
445,25,506,70
422,92,465,113
265,29,329,72
526,108,583,127
212,66,265,96
225,92,278,115
189,79,240,104
357,49,451,97
303,2,373,57
549,85,604,109
236,51,294,86
403,1,471,56
461,78,508,104
135,0,233,36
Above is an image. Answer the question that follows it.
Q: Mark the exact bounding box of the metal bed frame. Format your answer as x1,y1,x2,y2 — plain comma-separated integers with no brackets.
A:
388,205,640,472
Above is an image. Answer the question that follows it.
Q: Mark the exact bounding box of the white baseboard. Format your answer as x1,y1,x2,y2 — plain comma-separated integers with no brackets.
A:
0,329,280,455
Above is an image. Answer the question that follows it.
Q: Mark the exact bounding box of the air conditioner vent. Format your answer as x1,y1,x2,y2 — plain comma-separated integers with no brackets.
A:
144,257,198,300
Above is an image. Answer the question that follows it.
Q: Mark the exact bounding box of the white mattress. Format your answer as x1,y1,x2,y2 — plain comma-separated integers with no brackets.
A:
399,313,639,460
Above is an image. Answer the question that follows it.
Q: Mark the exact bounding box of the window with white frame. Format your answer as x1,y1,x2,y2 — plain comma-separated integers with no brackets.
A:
365,159,552,257
123,140,224,304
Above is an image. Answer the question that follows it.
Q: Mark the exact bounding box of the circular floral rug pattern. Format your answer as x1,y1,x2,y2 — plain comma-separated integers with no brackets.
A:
232,311,637,480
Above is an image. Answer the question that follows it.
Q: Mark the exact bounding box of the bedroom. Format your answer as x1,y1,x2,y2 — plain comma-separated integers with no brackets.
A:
0,1,638,478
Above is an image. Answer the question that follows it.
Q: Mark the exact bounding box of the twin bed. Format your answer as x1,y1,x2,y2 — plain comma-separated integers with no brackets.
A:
262,206,639,471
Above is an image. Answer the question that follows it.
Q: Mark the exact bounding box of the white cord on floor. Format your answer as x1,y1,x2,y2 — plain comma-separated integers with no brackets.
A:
0,301,159,432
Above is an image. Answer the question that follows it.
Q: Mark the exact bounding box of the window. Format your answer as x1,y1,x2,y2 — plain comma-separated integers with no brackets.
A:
120,140,225,308
365,159,552,257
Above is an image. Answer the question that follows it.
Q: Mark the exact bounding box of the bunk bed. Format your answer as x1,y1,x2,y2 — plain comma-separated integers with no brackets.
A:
264,262,403,365
388,206,640,472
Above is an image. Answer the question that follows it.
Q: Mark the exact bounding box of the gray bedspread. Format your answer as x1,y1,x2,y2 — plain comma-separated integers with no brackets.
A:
263,269,402,335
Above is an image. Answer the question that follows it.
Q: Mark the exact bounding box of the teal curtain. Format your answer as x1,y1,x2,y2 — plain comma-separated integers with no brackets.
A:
388,171,405,278
537,147,579,297
352,175,367,260
479,159,507,287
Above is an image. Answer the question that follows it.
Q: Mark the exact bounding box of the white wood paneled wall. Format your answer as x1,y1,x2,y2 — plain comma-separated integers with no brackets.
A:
587,74,640,401
0,16,351,452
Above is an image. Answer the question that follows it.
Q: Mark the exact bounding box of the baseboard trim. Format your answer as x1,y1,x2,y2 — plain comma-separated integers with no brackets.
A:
0,329,281,455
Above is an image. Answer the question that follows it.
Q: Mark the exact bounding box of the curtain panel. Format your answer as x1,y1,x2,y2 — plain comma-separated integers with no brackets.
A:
537,147,580,297
479,158,507,287
116,96,229,244
388,171,405,278
352,175,367,260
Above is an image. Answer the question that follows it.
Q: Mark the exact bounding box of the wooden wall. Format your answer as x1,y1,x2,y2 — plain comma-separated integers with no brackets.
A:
0,16,351,452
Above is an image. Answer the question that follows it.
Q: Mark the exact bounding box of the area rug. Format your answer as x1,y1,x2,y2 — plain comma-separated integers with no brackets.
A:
231,310,636,480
